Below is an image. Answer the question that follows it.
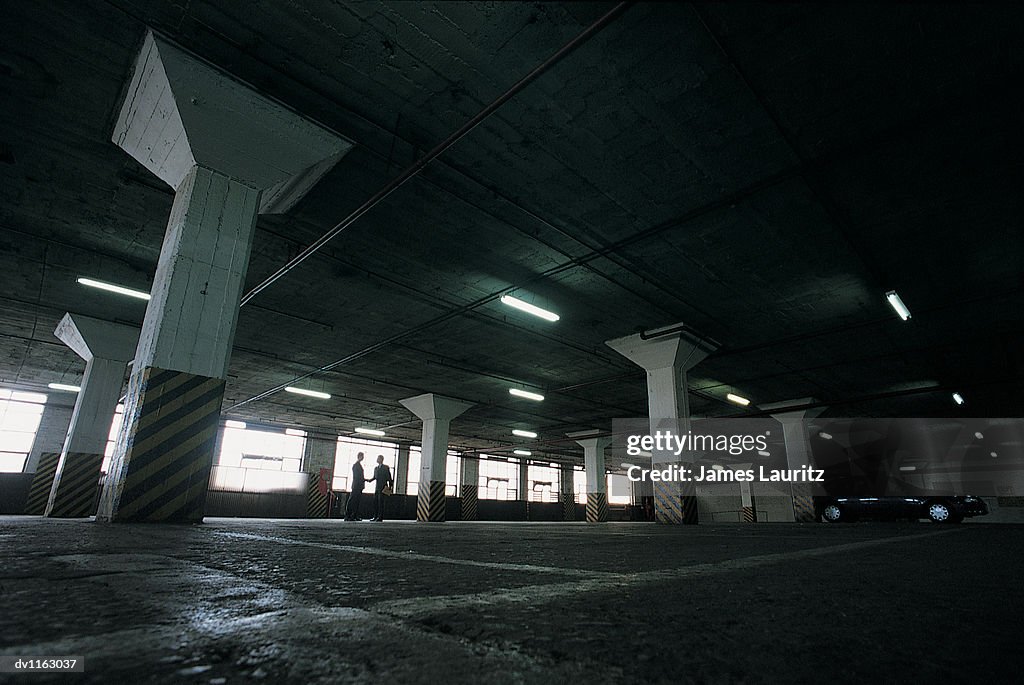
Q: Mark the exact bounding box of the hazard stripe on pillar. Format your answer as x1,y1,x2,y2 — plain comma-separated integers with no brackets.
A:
741,505,756,523
461,484,478,521
306,469,332,518
45,452,104,518
25,452,61,515
792,482,816,522
417,479,446,522
653,480,682,524
680,477,699,524
586,492,608,523
111,367,225,523
562,491,576,521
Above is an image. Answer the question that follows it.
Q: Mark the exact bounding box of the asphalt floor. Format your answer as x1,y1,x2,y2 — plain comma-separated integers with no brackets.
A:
1,517,1021,684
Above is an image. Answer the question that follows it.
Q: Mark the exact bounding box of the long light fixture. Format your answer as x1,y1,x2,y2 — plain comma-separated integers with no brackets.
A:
885,290,911,320
512,429,537,438
77,277,151,301
499,295,559,322
355,427,385,437
225,420,247,429
285,386,331,400
513,449,532,456
509,388,544,402
952,392,965,406
819,432,833,440
47,383,81,393
726,393,750,406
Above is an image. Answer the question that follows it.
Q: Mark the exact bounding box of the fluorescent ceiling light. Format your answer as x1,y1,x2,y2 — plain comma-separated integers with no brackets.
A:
757,450,770,457
355,427,385,436
952,392,965,406
513,449,532,456
499,295,559,322
991,452,998,458
899,465,917,472
512,429,537,438
726,393,750,406
620,462,637,469
285,386,331,400
885,290,911,321
47,383,81,393
77,277,151,301
224,420,247,429
974,432,984,440
819,432,833,440
509,388,544,402
285,428,305,437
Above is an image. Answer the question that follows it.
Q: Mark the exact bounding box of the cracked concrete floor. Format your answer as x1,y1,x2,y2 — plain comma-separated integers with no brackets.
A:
1,517,1021,683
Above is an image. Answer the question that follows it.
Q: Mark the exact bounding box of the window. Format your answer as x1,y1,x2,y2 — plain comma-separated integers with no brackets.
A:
101,404,125,474
209,424,307,493
332,436,398,492
478,456,519,500
528,464,559,502
574,468,587,504
405,447,459,497
607,473,632,505
0,389,47,473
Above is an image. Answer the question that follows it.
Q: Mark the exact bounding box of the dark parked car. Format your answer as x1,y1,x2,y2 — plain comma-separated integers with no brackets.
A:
819,496,988,523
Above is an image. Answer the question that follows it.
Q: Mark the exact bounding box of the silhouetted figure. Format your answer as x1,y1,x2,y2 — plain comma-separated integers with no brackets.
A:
366,454,394,522
345,452,366,521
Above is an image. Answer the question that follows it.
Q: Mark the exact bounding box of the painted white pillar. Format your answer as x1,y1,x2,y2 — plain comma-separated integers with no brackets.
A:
400,394,473,522
23,400,75,515
573,435,611,523
394,444,410,496
762,399,827,523
97,31,351,523
607,326,716,523
46,314,139,518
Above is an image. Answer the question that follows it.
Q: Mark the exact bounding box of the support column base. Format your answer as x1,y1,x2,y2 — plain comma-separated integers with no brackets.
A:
25,452,60,515
792,482,816,522
306,469,332,518
100,367,224,523
562,492,576,521
654,479,699,524
45,452,104,518
461,484,478,521
586,492,608,523
417,480,446,522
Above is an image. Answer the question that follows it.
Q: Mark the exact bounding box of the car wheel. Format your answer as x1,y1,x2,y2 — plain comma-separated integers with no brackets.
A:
822,503,844,523
926,501,954,523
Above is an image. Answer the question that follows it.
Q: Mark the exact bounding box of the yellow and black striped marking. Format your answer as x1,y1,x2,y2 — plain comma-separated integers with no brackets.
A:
562,491,576,521
45,452,104,518
741,505,756,523
25,452,60,515
791,482,815,522
110,367,225,523
653,480,682,524
461,484,478,521
680,477,699,524
306,469,332,518
585,491,608,523
416,479,446,522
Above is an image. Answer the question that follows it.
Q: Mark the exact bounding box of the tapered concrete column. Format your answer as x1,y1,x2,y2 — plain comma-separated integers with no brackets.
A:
607,326,717,524
45,314,139,518
460,456,479,520
763,399,826,522
400,394,473,522
574,436,611,523
23,400,74,515
97,31,351,523
394,444,410,496
302,435,336,519
559,464,576,521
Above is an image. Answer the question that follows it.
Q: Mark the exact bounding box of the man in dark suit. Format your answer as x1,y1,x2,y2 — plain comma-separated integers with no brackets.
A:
345,452,366,521
366,454,394,522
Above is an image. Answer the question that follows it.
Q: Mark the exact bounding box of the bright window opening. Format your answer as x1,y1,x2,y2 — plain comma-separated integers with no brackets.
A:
0,389,47,473
210,424,306,493
478,456,519,500
332,436,398,492
528,464,559,503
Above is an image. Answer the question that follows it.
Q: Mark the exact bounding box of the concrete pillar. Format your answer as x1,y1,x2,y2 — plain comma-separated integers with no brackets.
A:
303,435,336,518
45,314,139,518
97,31,351,523
460,456,479,520
573,435,611,523
394,444,410,496
559,464,576,521
23,400,74,515
607,326,716,524
762,399,826,523
400,394,473,522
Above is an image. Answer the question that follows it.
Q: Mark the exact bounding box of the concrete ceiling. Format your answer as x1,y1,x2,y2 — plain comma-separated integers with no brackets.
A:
1,2,1022,461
